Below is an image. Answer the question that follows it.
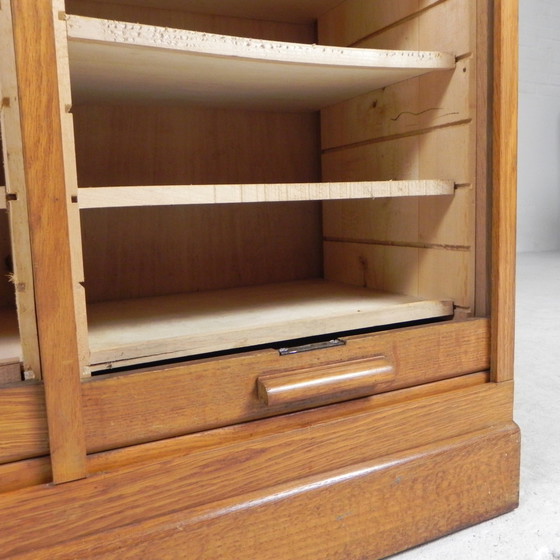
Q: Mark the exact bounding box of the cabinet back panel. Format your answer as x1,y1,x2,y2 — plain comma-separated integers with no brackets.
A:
73,105,321,186
81,203,323,303
0,213,13,308
319,0,480,312
65,0,316,42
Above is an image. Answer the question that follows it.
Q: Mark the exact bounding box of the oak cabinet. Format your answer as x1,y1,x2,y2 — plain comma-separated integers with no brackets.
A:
0,1,519,558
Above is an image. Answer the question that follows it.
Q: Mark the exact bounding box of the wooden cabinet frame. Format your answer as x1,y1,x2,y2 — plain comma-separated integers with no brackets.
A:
0,1,518,558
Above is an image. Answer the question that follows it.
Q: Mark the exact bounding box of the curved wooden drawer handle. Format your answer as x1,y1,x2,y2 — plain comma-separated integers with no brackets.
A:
257,355,395,407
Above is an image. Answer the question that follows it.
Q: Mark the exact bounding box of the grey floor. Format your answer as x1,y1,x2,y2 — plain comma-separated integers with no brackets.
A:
391,251,560,560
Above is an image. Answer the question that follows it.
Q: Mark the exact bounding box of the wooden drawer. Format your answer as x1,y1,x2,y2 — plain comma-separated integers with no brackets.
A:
82,318,490,453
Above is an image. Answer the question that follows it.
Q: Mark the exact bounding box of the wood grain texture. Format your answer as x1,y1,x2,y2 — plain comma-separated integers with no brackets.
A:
52,0,90,377
87,280,453,369
66,15,454,110
0,307,21,363
323,240,472,308
319,0,478,315
0,372,489,495
0,2,41,377
0,381,47,464
319,0,443,47
72,105,321,187
0,358,21,384
77,180,454,208
491,0,518,382
67,0,345,24
353,0,471,55
9,0,86,482
66,0,317,40
73,104,323,303
81,319,489,453
0,420,519,559
257,355,395,406
321,58,470,150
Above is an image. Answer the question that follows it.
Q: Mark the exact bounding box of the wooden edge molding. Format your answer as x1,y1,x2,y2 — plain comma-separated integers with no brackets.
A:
491,0,518,382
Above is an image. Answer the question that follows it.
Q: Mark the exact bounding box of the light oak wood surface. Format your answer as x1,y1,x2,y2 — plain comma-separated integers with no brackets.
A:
257,355,396,406
86,279,453,369
7,0,86,482
65,15,455,109
0,5,42,377
0,306,20,362
0,421,519,559
77,180,454,209
68,0,345,24
0,378,514,558
81,319,489,453
0,2,518,556
0,372,490,494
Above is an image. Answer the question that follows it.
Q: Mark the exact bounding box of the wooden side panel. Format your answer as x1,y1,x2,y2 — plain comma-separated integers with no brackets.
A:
324,242,472,307
0,0,41,376
319,0,442,47
8,0,86,482
0,421,519,559
491,0,518,381
319,0,480,313
0,359,21,383
81,319,489,453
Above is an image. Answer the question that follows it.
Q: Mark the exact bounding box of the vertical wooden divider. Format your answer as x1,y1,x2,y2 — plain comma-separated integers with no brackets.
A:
9,0,86,482
491,0,518,382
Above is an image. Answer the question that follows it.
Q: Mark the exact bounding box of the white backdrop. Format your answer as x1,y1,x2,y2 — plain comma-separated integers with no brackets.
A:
517,0,560,252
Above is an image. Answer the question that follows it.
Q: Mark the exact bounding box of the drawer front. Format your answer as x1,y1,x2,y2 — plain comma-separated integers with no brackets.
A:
82,318,490,453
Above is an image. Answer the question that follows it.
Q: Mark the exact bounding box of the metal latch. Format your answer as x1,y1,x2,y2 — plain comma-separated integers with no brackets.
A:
278,338,346,356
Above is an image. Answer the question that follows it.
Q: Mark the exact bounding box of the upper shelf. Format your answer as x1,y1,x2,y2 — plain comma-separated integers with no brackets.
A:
66,15,456,110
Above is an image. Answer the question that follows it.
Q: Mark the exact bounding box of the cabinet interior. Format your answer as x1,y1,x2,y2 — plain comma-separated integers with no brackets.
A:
0,135,22,379
4,0,483,372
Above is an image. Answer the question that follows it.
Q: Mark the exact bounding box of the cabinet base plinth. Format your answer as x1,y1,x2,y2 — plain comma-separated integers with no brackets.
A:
2,422,519,560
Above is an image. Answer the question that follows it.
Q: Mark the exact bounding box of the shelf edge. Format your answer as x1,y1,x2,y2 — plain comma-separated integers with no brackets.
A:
77,180,455,209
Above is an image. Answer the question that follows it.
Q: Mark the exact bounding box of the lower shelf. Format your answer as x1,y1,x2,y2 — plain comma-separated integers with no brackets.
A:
88,279,453,370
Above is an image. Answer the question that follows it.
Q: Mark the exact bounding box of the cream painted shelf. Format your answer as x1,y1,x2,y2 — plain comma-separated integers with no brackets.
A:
0,307,21,363
66,15,455,110
77,180,455,209
0,186,6,210
87,279,453,370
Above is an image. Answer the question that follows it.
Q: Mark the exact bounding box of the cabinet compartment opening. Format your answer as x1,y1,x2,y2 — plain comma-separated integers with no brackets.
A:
62,0,472,371
0,136,24,382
